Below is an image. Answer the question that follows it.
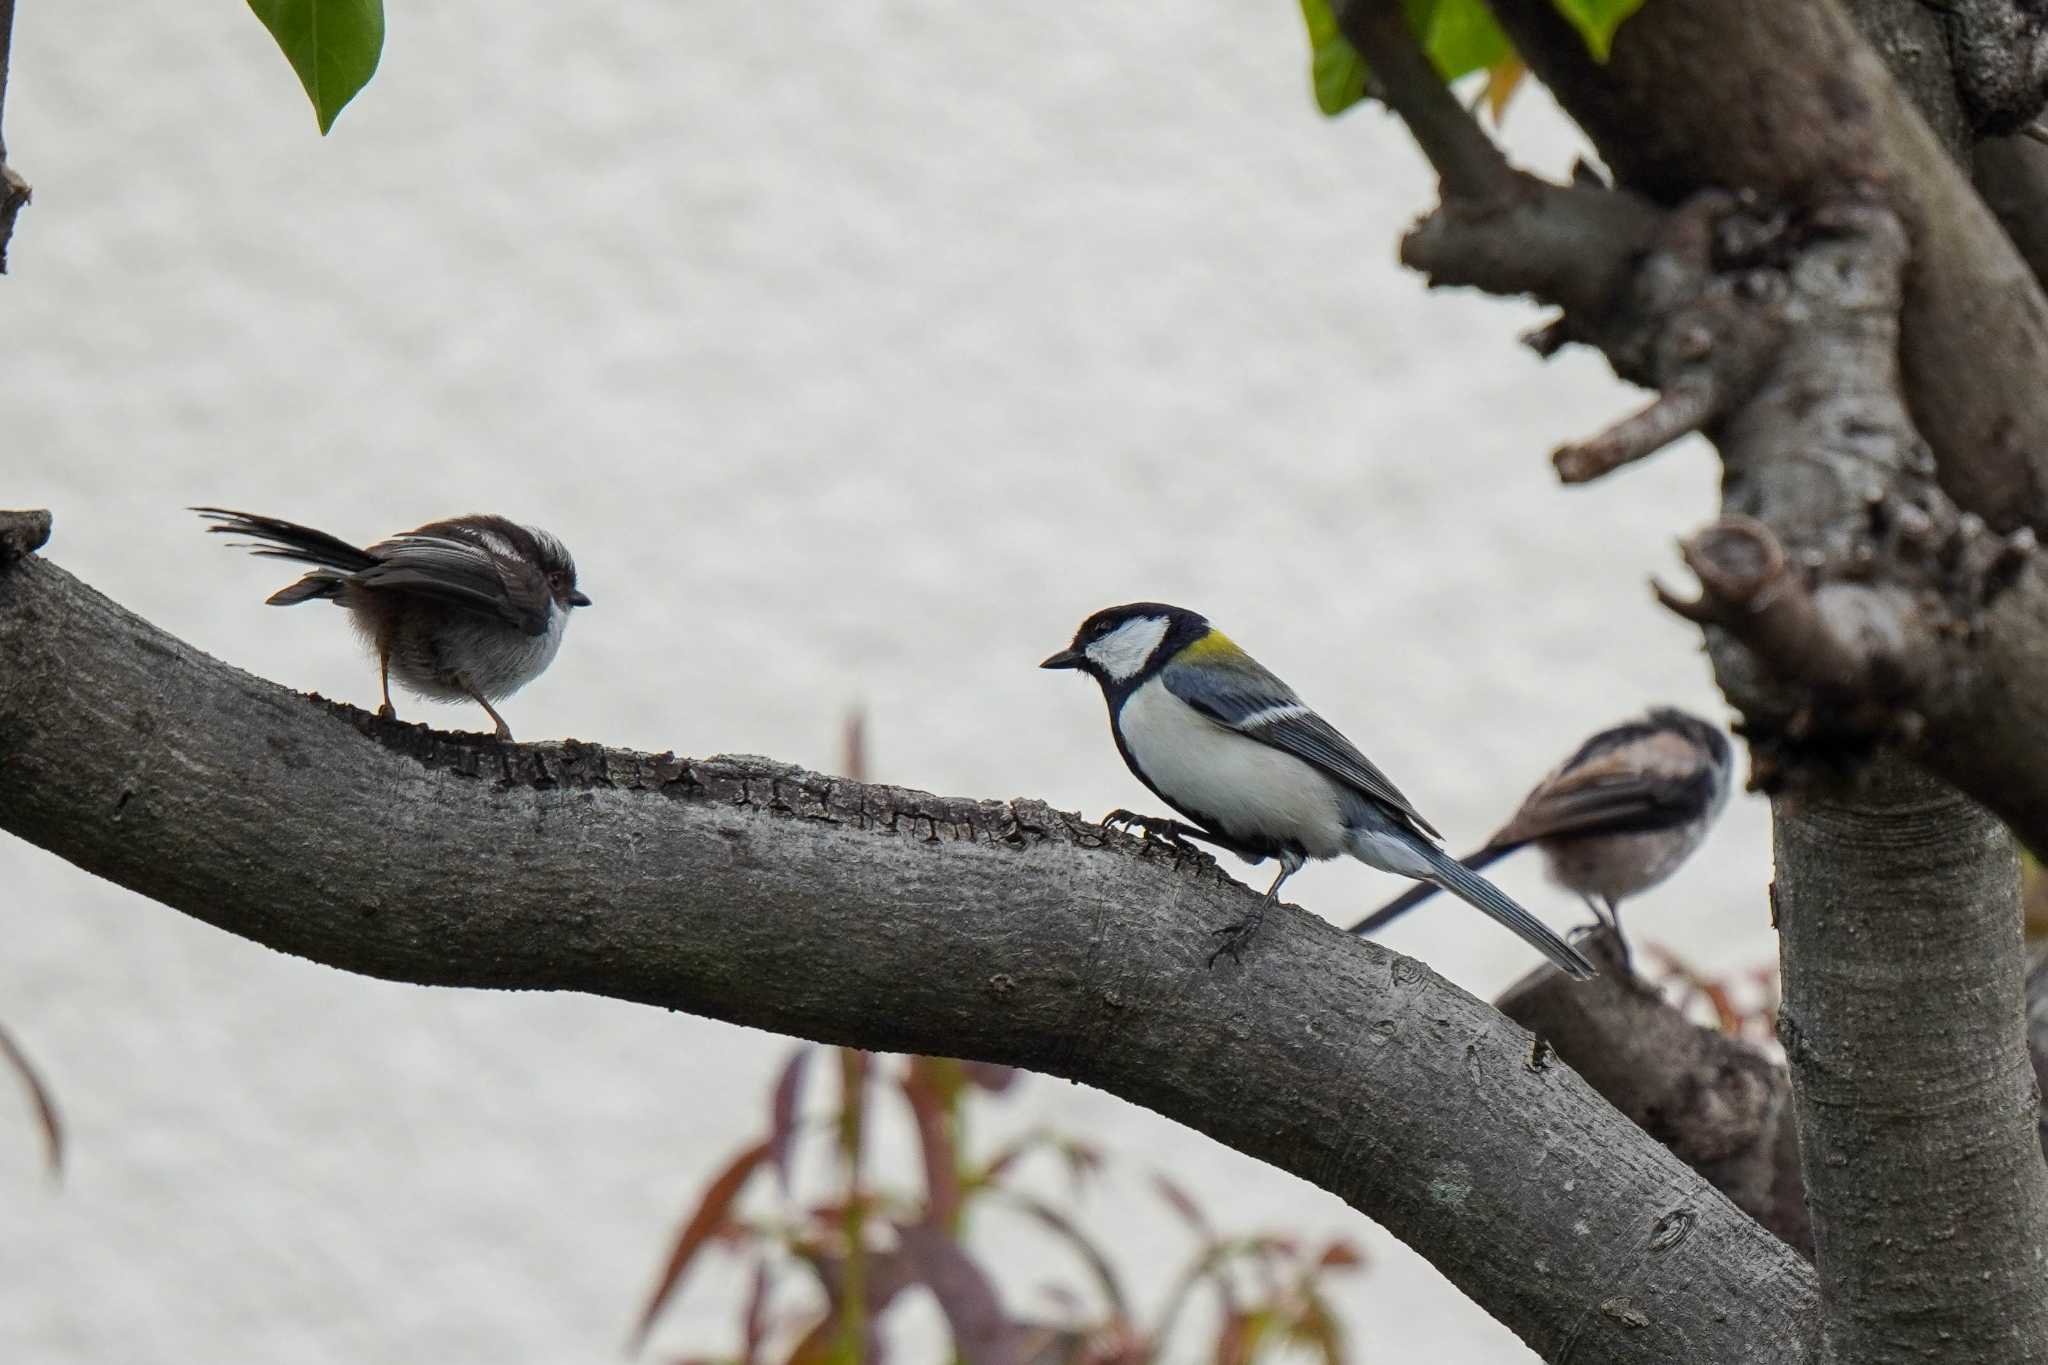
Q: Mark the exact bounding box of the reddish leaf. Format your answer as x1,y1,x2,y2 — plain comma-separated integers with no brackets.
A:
768,1045,814,1196
998,1192,1130,1321
974,1127,1053,1188
1153,1241,1240,1352
895,1220,1031,1365
962,1061,1019,1093
1059,1139,1104,1197
1316,1239,1365,1271
779,1316,839,1365
1151,1172,1213,1237
741,1259,774,1365
0,1019,62,1179
1211,1309,1256,1365
1284,1290,1344,1365
788,1244,913,1364
629,1139,772,1353
900,1065,962,1227
1037,1281,1084,1314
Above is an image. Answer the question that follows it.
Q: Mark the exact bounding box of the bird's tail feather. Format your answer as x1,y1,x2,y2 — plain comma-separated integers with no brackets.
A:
194,507,377,576
1349,842,1518,936
1415,842,1595,979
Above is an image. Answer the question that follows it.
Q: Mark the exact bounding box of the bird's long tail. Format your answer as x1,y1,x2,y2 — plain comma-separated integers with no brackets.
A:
194,507,377,605
1349,842,1520,936
1411,841,1595,979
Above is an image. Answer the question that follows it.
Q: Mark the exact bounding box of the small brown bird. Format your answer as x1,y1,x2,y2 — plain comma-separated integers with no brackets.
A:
196,508,589,740
1348,707,1732,966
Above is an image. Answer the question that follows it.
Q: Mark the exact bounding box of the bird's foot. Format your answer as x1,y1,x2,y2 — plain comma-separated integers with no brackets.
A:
1101,809,1192,850
1207,903,1268,968
376,702,398,721
1567,922,1646,986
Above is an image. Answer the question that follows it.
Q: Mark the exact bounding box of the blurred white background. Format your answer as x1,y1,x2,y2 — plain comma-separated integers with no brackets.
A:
0,3,1773,1361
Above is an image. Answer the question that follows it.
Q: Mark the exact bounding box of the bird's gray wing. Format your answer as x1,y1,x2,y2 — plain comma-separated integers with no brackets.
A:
356,535,551,636
1493,729,1717,844
1161,654,1441,840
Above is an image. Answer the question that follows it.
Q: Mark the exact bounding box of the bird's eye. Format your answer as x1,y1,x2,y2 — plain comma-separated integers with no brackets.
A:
1089,621,1112,639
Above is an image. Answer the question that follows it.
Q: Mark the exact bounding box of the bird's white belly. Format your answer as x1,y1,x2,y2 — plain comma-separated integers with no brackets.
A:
1117,677,1349,858
389,605,568,702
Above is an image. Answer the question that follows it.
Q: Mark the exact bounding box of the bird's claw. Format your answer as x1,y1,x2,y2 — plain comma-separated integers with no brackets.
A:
1101,809,1190,849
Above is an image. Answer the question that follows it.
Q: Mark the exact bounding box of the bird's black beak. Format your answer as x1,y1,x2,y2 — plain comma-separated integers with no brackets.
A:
568,591,592,607
1040,649,1084,670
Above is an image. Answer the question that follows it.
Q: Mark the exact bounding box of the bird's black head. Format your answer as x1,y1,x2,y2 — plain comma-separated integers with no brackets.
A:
1040,602,1210,691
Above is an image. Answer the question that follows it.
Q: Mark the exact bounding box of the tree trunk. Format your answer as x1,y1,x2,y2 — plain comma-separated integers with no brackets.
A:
1776,759,2048,1362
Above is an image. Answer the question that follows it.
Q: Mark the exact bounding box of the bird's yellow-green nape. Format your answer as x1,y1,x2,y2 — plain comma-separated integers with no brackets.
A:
1177,627,1246,664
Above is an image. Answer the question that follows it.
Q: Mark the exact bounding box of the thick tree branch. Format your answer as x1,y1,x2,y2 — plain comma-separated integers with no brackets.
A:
1485,0,2048,537
0,0,27,273
1399,174,1661,343
1402,150,2048,864
1499,934,1812,1258
0,524,1822,1363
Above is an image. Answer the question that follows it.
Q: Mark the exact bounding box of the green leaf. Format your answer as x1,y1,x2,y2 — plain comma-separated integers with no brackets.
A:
1409,0,1512,81
1296,0,1513,118
246,0,385,135
1550,0,1650,61
1298,0,1370,117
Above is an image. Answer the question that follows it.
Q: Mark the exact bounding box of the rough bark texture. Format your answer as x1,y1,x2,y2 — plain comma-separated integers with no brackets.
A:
1499,934,1812,1258
1775,760,2048,1362
0,531,1822,1363
1485,0,2048,537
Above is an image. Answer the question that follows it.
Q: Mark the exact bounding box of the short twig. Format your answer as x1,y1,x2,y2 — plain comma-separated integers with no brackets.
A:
1333,0,1515,201
1653,517,1905,693
1555,383,1718,483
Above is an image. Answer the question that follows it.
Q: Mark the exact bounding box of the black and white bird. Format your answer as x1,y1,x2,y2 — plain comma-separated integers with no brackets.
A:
1348,707,1732,968
1041,602,1596,978
197,508,590,741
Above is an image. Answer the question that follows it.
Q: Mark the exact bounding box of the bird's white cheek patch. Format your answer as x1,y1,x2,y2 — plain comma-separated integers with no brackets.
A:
1085,616,1170,681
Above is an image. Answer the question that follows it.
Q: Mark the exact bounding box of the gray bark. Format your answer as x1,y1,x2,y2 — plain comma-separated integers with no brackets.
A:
0,517,1822,1363
1499,934,1812,1258
1775,760,2048,1362
1483,0,2048,536
0,0,26,272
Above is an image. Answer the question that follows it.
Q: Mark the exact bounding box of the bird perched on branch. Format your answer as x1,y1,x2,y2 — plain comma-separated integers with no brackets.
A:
1348,707,1732,969
195,508,590,741
1041,602,1596,978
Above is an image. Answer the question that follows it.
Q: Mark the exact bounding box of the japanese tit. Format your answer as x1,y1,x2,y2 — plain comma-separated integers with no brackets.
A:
1350,707,1732,968
197,507,590,741
1042,602,1596,979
